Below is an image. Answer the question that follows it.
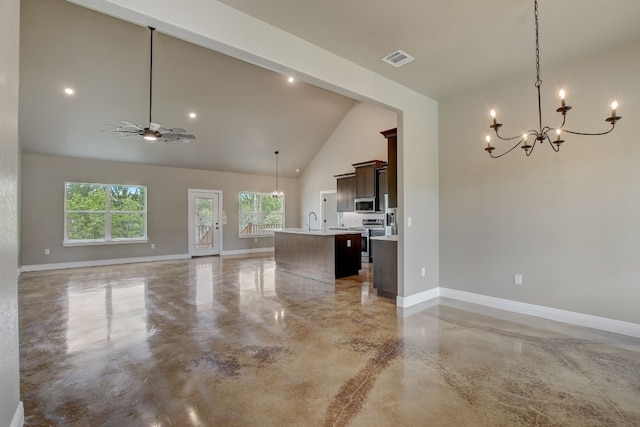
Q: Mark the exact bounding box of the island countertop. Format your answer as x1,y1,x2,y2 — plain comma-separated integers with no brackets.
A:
370,235,398,242
275,228,360,236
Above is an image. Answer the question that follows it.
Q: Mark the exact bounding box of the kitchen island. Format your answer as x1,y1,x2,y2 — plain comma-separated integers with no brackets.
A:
274,229,362,283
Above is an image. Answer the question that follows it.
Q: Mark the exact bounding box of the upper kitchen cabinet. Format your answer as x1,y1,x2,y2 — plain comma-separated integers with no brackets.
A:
380,128,397,208
335,173,356,212
352,160,386,199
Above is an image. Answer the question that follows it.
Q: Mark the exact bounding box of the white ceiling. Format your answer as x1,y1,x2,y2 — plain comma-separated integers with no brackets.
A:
216,0,640,100
20,0,640,176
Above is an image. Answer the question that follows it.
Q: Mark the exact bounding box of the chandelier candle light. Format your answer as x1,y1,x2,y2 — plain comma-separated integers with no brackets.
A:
484,0,621,158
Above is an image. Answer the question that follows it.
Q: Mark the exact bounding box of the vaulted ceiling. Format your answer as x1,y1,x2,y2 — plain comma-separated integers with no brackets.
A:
20,0,640,176
19,0,357,178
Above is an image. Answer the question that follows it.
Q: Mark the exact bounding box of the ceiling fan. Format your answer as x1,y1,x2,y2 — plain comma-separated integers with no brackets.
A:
106,27,195,143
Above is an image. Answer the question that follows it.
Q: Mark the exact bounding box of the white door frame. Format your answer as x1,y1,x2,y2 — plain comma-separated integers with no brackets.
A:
188,189,223,256
319,189,337,231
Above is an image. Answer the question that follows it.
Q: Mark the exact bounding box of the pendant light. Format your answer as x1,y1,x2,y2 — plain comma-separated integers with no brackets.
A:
272,151,284,197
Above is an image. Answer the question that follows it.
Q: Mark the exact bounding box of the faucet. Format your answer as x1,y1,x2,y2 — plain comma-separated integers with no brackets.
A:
308,211,317,232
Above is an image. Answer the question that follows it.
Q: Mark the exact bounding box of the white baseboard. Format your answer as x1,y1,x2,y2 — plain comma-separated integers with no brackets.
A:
438,287,640,339
10,401,23,427
222,247,274,256
396,287,439,308
21,253,191,273
20,249,275,273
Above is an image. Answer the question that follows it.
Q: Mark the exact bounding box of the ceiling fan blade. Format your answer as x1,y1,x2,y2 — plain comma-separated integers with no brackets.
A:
120,120,143,130
168,127,187,134
119,134,144,140
149,122,162,131
159,133,179,140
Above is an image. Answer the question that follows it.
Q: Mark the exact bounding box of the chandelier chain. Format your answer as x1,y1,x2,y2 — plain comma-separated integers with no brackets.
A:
534,0,541,88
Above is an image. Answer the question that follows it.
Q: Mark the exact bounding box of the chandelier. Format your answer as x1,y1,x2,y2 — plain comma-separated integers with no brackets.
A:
484,0,621,158
272,151,284,197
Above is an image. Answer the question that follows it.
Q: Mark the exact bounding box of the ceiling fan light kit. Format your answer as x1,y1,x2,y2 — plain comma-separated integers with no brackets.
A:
106,26,195,143
484,0,620,158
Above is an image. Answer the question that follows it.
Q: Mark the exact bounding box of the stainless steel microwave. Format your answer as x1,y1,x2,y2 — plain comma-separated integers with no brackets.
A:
354,197,376,213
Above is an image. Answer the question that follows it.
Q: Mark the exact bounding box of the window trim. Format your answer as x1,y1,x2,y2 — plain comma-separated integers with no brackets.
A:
238,191,285,238
63,182,148,246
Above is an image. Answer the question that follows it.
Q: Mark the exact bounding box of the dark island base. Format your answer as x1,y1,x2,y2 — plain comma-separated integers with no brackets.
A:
274,231,361,283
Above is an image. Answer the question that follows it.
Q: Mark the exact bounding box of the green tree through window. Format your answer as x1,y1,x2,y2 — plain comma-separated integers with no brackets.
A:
65,182,147,244
239,192,284,236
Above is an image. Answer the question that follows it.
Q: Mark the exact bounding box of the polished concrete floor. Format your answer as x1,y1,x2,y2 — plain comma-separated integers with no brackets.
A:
19,255,640,426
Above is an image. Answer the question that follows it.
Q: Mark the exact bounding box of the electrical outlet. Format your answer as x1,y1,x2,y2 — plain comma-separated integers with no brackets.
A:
514,274,523,285
151,244,155,250
408,217,412,227
421,267,426,277
44,249,50,255
347,239,351,247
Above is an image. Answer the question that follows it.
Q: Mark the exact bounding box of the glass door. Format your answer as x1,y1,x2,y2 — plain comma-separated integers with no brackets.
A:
188,189,221,256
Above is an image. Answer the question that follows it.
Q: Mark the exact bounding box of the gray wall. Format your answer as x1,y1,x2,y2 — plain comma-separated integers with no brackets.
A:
439,40,640,324
21,154,299,266
0,0,21,424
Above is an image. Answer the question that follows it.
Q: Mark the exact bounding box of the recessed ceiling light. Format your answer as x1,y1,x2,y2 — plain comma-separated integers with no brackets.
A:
64,87,75,95
295,168,300,173
287,76,295,83
189,112,197,119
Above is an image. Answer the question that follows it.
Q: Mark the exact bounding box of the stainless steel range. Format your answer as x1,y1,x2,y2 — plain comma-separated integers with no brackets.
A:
352,218,384,263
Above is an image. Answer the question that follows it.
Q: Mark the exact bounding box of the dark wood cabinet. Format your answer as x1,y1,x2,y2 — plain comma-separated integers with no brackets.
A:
355,163,376,199
335,173,355,212
372,238,397,299
352,160,386,200
377,167,388,211
380,128,397,208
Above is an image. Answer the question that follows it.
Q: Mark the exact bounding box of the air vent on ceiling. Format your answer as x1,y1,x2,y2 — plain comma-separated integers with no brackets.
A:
381,50,415,67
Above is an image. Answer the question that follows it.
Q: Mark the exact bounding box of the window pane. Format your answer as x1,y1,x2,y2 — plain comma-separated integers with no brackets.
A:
66,183,106,211
195,198,213,249
240,213,261,235
239,192,260,213
262,194,283,214
263,213,284,232
110,185,146,211
67,213,106,240
111,213,145,239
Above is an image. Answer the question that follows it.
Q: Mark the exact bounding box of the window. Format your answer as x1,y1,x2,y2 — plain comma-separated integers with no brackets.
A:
238,192,284,237
64,182,147,245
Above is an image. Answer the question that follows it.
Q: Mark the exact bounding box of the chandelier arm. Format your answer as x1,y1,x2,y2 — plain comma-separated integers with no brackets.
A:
559,114,567,128
494,130,524,141
489,138,526,158
546,134,560,152
561,125,616,136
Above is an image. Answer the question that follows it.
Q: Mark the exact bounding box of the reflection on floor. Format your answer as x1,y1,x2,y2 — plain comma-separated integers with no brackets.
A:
19,255,640,426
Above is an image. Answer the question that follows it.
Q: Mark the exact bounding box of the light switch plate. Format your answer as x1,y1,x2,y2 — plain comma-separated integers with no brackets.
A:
515,274,523,285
